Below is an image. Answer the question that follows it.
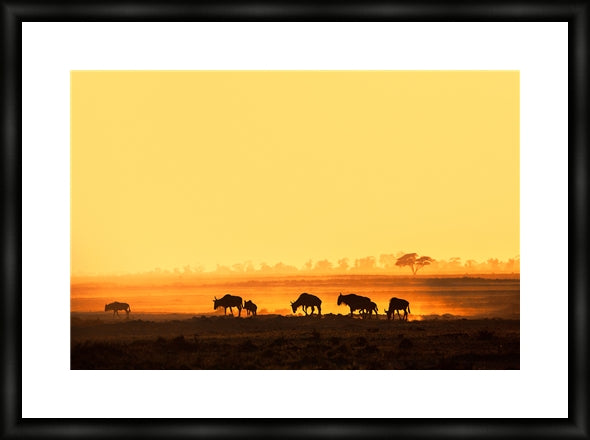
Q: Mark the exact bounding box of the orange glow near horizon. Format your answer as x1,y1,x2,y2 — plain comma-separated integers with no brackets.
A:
71,71,519,276
70,273,520,318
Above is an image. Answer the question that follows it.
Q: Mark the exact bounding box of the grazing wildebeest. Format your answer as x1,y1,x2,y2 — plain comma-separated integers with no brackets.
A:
385,297,411,321
291,293,322,316
213,294,243,317
337,293,372,318
105,301,131,318
243,300,257,316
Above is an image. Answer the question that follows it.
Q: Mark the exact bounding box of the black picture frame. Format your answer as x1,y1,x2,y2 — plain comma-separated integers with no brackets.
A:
2,1,587,438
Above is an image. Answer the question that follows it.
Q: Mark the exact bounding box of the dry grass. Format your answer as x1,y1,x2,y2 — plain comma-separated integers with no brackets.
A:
71,314,519,370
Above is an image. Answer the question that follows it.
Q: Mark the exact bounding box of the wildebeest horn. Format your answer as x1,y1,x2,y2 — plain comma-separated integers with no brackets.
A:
290,301,293,305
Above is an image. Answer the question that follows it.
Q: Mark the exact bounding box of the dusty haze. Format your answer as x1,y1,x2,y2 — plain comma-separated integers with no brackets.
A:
72,274,519,319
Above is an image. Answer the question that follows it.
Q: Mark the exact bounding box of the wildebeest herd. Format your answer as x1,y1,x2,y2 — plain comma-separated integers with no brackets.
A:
104,293,411,320
212,293,411,320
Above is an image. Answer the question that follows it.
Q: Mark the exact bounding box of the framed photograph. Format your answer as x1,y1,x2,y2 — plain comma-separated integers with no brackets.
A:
4,1,585,438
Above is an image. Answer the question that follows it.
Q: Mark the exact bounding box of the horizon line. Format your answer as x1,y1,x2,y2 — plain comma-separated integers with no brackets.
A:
71,253,520,278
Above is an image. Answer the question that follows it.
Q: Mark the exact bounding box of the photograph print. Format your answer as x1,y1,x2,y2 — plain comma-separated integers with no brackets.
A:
70,70,519,370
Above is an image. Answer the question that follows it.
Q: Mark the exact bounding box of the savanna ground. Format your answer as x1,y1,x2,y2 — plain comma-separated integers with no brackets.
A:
71,313,519,369
71,275,519,369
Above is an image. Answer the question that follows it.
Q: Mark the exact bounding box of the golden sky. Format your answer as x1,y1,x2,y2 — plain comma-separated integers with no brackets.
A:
71,71,519,275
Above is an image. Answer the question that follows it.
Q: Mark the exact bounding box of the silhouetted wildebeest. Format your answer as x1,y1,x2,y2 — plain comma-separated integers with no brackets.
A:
363,301,379,319
105,301,131,318
337,293,373,318
291,293,322,316
385,297,411,321
214,294,243,317
244,300,257,316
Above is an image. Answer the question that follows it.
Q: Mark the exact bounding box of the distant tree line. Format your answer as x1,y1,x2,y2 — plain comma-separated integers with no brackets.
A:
91,253,519,279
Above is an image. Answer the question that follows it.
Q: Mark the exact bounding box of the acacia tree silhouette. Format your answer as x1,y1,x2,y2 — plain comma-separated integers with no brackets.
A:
395,253,434,275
